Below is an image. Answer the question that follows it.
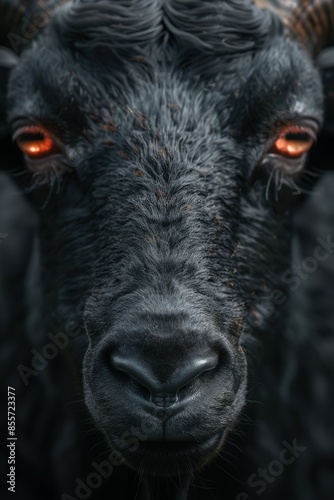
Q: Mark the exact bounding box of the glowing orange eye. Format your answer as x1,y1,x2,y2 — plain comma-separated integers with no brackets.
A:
15,126,58,159
273,126,315,158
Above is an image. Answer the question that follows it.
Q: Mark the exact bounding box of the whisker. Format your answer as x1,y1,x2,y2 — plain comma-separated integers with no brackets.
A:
265,167,276,201
41,173,56,210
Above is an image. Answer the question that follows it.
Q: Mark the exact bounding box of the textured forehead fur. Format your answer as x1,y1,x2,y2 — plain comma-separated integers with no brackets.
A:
10,0,318,130
51,0,281,57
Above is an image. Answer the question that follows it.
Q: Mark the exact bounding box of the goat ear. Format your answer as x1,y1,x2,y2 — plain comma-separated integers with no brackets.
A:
0,46,18,69
307,48,334,174
0,46,17,139
0,46,22,174
317,47,334,136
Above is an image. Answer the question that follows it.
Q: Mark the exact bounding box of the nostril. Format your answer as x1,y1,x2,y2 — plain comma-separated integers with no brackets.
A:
118,369,152,401
110,355,159,393
110,348,219,405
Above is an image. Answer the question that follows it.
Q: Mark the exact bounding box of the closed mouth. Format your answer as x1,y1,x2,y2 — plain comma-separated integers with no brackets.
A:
111,432,224,475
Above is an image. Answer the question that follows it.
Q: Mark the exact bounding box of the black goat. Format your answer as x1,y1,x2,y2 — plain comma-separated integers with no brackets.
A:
1,1,334,499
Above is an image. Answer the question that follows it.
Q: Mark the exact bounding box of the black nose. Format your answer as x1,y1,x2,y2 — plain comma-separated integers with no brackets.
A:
110,349,218,408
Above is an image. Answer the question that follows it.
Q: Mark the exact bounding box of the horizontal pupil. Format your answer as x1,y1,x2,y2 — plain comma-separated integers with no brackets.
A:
18,132,46,142
284,132,311,142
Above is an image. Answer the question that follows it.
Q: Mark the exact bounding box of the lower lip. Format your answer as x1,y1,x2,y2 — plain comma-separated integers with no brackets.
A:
112,432,224,475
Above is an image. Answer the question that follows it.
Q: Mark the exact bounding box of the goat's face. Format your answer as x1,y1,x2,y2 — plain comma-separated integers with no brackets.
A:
6,0,326,476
